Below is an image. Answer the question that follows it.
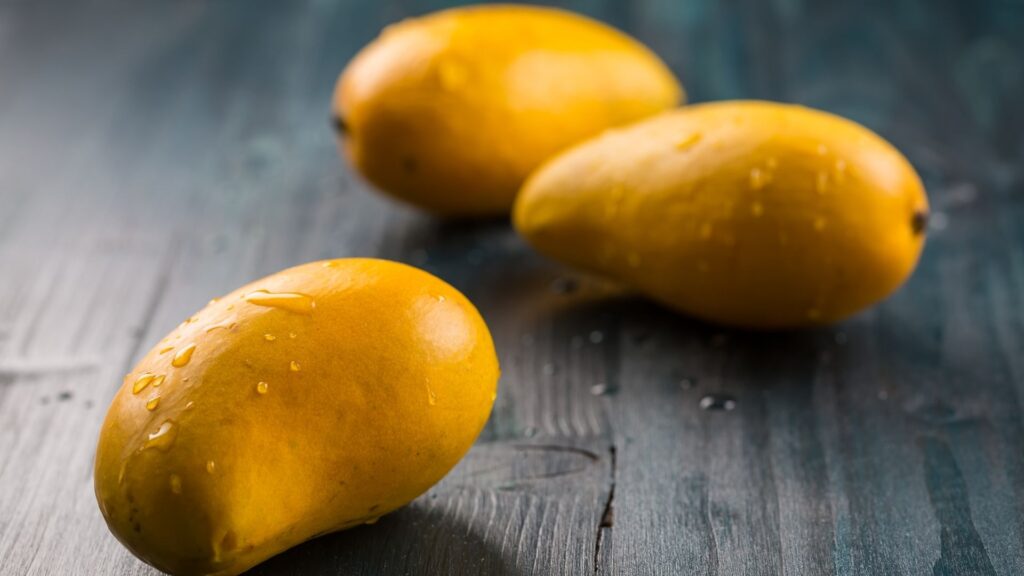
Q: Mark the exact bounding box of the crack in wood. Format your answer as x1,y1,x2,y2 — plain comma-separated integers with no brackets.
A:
593,444,616,575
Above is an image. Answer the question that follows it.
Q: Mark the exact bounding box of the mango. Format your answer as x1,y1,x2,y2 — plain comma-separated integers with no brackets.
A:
333,4,683,216
514,101,930,328
94,259,499,575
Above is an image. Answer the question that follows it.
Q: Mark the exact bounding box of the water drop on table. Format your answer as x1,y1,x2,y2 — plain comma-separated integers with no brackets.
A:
699,394,737,411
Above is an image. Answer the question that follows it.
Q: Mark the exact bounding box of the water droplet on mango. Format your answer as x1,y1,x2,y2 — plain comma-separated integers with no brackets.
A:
143,420,177,451
256,381,269,395
264,334,276,342
169,474,182,495
290,361,301,372
133,373,157,395
171,344,196,367
145,397,161,411
674,132,702,150
244,291,315,314
206,461,216,474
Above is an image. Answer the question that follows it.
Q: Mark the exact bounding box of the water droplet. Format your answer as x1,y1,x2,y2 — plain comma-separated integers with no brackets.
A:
806,308,822,321
550,277,579,294
589,330,604,344
490,391,497,402
171,344,196,367
750,202,765,217
264,334,276,341
699,222,713,240
133,373,157,395
679,378,696,390
436,295,446,303
206,461,216,474
813,217,827,232
834,159,847,181
815,172,829,194
290,360,301,372
145,397,161,411
748,168,768,190
205,322,233,334
208,298,219,305
699,394,737,411
158,346,174,355
244,290,315,314
437,59,467,90
288,332,297,339
185,401,195,410
152,375,165,388
427,386,437,406
256,381,269,395
590,383,609,396
169,474,182,495
674,132,702,150
143,420,177,451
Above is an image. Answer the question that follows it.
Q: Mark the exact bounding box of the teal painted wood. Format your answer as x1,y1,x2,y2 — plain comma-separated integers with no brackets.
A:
0,0,1021,574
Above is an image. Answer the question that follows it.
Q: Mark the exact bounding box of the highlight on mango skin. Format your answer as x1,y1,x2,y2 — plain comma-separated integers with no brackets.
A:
94,259,499,576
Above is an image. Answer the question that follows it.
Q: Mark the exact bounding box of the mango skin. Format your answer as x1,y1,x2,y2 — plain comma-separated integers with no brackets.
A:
514,101,930,328
94,259,499,575
333,4,683,217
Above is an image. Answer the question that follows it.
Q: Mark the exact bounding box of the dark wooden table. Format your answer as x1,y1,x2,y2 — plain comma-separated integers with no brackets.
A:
1,1,1022,574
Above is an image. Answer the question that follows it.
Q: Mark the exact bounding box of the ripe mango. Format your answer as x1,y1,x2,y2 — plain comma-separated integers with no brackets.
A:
514,101,930,328
94,259,499,575
333,4,683,216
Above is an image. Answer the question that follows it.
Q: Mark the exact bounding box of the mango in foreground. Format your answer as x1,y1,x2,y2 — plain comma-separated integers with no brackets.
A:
94,258,499,575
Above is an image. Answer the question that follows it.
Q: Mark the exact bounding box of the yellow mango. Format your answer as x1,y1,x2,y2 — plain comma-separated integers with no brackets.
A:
94,259,499,575
514,101,929,328
333,4,683,216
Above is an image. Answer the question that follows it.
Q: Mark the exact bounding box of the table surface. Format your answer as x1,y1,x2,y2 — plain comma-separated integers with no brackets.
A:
1,1,1023,574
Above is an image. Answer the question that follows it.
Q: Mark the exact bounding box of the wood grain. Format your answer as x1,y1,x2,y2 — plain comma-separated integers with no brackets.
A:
0,0,1021,574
